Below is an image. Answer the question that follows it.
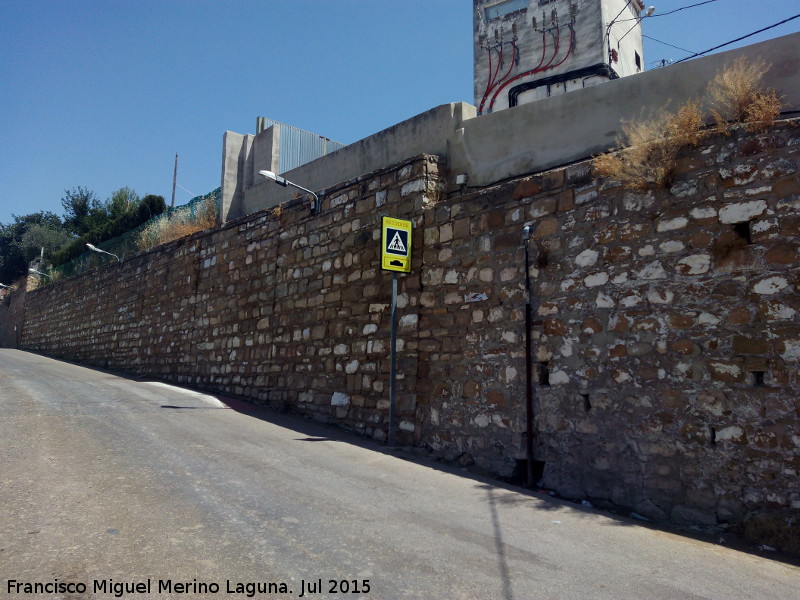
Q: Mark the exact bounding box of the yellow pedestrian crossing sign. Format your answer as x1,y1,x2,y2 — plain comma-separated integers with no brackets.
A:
382,216,412,273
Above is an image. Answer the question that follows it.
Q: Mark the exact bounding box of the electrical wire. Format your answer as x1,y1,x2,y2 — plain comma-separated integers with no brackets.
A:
674,13,800,62
616,0,719,22
643,34,696,55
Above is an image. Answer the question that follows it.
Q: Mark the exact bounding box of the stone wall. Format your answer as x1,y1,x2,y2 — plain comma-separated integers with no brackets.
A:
417,121,798,532
10,122,800,541
19,155,443,447
0,284,26,349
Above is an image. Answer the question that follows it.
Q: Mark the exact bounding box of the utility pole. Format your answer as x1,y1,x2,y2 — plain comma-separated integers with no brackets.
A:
171,153,178,209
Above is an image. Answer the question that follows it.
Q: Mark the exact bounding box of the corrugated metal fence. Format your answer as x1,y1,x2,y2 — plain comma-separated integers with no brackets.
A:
257,117,346,174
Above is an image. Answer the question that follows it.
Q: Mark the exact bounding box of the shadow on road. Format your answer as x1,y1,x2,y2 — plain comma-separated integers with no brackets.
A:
485,486,515,600
8,349,799,569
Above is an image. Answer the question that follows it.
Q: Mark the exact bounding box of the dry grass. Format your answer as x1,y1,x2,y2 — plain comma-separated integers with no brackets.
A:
709,57,784,134
594,57,783,189
593,101,707,189
137,196,217,251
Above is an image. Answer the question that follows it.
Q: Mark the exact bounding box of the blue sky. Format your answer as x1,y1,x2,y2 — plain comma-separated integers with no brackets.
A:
1,0,798,226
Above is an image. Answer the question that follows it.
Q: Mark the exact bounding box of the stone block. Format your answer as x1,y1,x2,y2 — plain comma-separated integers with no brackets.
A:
512,178,543,199
732,335,770,355
542,169,565,191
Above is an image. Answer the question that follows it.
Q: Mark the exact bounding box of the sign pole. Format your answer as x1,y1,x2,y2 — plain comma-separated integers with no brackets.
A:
381,216,412,447
389,272,398,447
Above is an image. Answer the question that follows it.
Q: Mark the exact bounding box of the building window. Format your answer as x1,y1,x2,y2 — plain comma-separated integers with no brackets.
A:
485,0,528,20
635,51,642,71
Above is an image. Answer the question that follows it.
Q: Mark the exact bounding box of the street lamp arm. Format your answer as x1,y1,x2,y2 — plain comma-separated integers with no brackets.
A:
86,243,121,263
258,170,321,212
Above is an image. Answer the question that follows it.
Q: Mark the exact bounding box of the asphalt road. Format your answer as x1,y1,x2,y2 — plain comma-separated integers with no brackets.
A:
0,349,798,600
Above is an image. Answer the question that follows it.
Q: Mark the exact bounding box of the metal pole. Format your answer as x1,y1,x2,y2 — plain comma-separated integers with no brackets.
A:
171,153,178,209
523,226,534,486
389,272,398,446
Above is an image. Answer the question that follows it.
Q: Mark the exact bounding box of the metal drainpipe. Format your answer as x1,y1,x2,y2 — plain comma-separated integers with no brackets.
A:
522,225,538,487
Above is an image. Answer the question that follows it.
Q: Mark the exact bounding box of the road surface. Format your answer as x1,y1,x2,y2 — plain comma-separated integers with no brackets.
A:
0,349,798,599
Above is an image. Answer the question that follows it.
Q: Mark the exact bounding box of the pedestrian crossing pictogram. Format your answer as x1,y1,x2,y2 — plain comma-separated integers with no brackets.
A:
386,230,407,255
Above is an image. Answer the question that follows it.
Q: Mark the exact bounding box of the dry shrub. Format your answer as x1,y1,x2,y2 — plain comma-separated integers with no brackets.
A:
709,57,783,133
743,89,783,133
594,57,784,189
137,196,217,251
593,101,707,189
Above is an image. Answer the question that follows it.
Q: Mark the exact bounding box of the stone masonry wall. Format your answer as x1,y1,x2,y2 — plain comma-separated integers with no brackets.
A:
11,122,800,537
0,283,26,349
19,155,442,446
415,121,799,531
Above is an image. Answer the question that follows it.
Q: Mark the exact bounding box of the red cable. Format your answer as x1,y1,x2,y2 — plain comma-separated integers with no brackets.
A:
479,43,505,114
480,41,517,114
489,29,555,112
488,25,574,112
480,46,495,109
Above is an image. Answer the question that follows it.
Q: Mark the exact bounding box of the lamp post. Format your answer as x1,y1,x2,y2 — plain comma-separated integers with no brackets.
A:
86,243,121,263
258,170,321,212
0,283,11,289
617,5,655,46
606,3,655,65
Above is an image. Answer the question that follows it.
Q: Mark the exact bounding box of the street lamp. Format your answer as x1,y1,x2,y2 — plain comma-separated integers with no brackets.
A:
606,3,655,65
29,268,51,279
0,283,11,289
86,243,121,263
258,170,321,212
617,5,655,46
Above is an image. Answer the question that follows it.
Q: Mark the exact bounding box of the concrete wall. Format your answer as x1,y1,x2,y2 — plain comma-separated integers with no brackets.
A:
9,121,800,550
224,32,800,220
231,103,476,221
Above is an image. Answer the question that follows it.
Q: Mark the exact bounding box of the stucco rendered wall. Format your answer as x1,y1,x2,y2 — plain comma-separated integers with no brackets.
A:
12,122,800,547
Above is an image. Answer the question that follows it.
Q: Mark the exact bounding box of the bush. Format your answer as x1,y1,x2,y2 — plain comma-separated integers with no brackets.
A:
50,195,166,267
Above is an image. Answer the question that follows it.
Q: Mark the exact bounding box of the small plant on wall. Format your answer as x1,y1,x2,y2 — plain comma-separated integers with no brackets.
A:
593,57,784,189
593,101,706,190
708,57,783,134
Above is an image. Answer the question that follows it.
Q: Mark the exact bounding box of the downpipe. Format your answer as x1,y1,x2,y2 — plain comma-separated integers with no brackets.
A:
522,225,538,487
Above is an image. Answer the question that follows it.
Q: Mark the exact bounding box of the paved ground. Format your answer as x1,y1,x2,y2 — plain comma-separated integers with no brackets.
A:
1,349,798,600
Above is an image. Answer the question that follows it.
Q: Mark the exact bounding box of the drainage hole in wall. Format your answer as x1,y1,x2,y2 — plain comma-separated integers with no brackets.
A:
733,221,753,245
539,362,550,387
752,371,766,387
581,393,591,412
710,426,717,447
536,250,549,269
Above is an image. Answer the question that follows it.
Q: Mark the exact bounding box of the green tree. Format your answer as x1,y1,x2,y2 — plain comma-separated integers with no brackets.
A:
19,223,73,262
107,187,140,221
0,212,64,282
61,186,104,236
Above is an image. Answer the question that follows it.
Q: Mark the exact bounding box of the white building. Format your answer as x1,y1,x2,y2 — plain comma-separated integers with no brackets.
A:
474,0,646,113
